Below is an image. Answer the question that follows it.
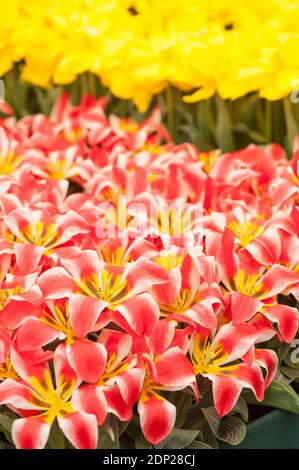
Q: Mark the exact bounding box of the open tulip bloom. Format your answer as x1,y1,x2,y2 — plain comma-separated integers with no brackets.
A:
0,94,298,448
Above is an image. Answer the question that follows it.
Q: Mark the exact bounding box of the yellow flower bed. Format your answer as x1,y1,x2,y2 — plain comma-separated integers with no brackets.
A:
1,0,299,111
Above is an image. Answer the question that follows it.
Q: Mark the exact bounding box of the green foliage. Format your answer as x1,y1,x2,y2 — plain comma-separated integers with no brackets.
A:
245,381,299,414
2,67,299,155
216,416,246,446
0,409,15,447
154,428,202,449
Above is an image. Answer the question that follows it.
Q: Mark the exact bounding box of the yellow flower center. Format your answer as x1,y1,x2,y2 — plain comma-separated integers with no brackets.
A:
292,174,299,187
293,264,299,273
97,353,130,386
76,271,128,309
155,251,183,271
139,360,164,403
0,151,23,175
228,220,264,247
118,121,139,133
7,221,59,252
62,128,83,143
198,151,219,173
226,270,265,298
41,304,76,344
154,208,194,235
100,246,130,267
0,358,19,380
147,172,158,184
191,335,237,376
139,386,164,403
46,158,73,180
139,143,165,155
0,286,24,310
160,287,200,316
29,370,74,424
102,200,132,231
100,187,120,204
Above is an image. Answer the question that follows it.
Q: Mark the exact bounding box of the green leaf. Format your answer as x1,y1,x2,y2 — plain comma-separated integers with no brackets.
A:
98,415,120,449
179,124,214,151
184,404,203,429
216,416,246,446
215,97,235,152
184,406,218,448
283,97,298,157
232,396,249,422
278,342,292,363
103,424,115,442
235,93,260,126
125,420,153,449
195,100,216,140
245,380,299,414
283,347,299,370
98,432,115,449
185,441,213,449
201,407,220,435
0,411,17,445
135,439,153,449
0,414,13,432
196,377,212,397
48,420,65,449
119,433,135,449
154,428,201,449
132,428,153,449
125,421,139,440
118,420,129,436
233,123,268,144
280,366,299,383
168,392,193,428
200,422,219,449
174,100,194,125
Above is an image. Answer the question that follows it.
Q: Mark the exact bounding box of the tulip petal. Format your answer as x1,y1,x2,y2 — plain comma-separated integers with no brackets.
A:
185,302,217,329
118,293,159,335
37,267,75,299
14,243,44,274
0,379,39,410
67,340,107,383
230,292,263,324
14,317,60,351
138,394,176,444
58,411,98,449
12,417,51,449
72,384,108,426
104,384,135,421
125,257,168,296
0,301,41,328
68,295,107,338
155,347,194,388
260,265,299,298
254,349,278,388
210,322,259,365
113,368,144,406
263,304,299,343
211,375,242,417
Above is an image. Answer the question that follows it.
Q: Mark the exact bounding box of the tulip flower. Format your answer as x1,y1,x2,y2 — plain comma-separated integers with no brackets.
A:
190,323,275,416
0,345,98,449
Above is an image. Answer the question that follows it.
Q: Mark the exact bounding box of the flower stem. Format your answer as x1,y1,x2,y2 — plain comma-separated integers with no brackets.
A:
283,96,298,158
166,85,175,140
88,72,97,97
